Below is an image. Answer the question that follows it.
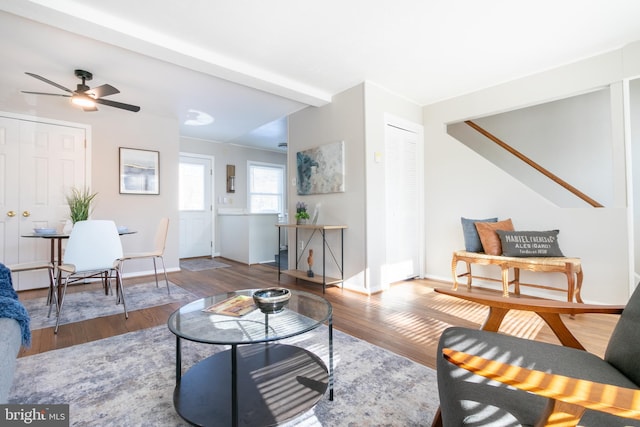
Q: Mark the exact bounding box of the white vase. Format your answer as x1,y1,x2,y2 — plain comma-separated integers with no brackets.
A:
63,219,73,234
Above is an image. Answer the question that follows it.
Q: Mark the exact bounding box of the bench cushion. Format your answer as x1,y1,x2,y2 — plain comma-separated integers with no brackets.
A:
453,250,580,268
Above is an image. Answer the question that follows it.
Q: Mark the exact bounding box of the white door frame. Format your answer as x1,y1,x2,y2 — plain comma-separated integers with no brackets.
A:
179,152,215,257
0,111,92,184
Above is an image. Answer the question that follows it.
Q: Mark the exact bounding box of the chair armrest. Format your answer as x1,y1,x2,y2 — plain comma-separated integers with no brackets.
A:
435,287,624,349
435,288,624,316
442,348,640,422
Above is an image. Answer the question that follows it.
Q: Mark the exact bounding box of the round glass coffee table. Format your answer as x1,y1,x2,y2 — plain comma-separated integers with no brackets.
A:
167,289,333,427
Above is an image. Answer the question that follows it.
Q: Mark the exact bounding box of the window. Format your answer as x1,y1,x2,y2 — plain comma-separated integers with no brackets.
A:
248,162,285,214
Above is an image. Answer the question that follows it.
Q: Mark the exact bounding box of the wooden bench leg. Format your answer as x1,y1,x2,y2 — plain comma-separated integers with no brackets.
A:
563,262,583,304
464,261,472,290
451,257,473,291
574,270,584,303
565,272,575,303
500,265,510,297
451,256,459,291
513,268,520,295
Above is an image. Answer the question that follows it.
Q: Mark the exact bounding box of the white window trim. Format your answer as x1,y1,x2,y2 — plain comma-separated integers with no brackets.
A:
247,160,286,214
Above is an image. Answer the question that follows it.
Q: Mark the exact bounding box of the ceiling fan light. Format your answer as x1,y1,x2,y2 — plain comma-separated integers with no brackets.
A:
71,94,96,108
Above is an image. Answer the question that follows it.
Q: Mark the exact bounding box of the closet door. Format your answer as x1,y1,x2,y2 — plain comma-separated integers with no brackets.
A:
0,116,87,290
385,120,422,283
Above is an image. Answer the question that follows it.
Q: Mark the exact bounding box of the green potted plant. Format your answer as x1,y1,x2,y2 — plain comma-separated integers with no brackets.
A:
66,187,98,224
295,202,310,225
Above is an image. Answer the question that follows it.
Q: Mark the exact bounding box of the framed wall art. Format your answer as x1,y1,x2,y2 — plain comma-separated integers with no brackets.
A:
296,141,345,195
119,147,160,195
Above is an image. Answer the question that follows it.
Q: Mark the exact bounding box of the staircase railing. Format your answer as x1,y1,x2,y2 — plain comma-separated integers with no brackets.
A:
465,120,603,208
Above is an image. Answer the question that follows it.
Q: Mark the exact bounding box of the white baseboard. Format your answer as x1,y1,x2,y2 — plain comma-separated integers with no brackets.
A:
120,267,180,279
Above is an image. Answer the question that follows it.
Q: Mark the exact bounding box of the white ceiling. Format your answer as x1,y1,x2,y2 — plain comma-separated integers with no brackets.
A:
2,0,640,152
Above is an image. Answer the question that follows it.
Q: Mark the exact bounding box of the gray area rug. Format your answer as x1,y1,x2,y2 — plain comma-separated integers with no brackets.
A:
180,257,232,271
10,325,439,426
23,282,196,330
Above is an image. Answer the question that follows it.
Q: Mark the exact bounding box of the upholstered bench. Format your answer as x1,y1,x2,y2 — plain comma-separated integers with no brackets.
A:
451,250,583,303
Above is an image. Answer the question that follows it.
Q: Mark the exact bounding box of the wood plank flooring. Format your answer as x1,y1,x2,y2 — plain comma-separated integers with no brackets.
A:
17,258,619,368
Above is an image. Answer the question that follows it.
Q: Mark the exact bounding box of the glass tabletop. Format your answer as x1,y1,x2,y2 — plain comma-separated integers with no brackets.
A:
21,230,136,238
167,289,332,345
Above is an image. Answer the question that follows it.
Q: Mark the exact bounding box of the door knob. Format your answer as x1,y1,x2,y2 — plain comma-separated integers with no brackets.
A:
6,211,16,217
22,211,30,217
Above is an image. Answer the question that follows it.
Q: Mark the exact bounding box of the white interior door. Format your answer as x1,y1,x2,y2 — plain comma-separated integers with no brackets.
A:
179,154,213,258
1,115,87,290
384,121,422,283
0,117,21,266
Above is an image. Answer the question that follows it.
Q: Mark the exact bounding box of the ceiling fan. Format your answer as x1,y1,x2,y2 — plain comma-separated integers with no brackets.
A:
22,69,140,112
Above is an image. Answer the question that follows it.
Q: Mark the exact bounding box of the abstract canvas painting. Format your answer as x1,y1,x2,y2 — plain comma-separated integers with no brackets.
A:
296,141,345,195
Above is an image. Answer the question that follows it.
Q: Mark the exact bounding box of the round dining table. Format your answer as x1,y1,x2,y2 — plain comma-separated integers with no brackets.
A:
22,229,136,266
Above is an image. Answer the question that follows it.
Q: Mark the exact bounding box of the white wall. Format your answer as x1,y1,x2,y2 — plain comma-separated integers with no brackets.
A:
423,42,640,304
288,82,422,293
288,84,367,291
448,88,614,208
363,82,423,292
89,112,180,277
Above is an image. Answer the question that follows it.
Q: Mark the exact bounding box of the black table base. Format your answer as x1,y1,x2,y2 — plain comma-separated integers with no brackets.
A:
174,343,329,427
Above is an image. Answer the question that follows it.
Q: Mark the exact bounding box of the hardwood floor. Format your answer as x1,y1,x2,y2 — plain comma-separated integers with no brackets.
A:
17,258,619,368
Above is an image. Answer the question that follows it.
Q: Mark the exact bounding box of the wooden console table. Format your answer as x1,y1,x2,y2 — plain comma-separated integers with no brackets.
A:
276,224,346,293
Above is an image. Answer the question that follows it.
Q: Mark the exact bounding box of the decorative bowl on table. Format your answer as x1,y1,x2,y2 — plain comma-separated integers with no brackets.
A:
33,227,57,235
253,288,291,314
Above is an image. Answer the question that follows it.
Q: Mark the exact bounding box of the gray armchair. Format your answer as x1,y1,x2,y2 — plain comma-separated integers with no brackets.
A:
433,285,640,426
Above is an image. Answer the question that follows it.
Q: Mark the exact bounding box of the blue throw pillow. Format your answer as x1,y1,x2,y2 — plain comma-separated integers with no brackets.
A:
461,217,498,252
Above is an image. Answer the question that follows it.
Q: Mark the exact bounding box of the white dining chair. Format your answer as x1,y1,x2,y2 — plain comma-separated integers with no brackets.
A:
55,220,126,333
119,217,170,294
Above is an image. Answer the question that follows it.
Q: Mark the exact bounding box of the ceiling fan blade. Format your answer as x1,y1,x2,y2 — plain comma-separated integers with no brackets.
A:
95,98,140,112
21,91,71,97
82,105,99,112
25,72,73,94
88,84,119,98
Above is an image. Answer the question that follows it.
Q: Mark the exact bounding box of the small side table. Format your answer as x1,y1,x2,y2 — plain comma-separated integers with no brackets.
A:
275,223,346,293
